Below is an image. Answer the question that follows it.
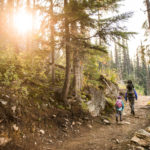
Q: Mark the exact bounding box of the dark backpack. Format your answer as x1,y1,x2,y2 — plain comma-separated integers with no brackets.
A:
127,89,135,99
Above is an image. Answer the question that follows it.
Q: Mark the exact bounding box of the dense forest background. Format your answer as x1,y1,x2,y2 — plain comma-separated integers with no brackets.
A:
0,0,150,106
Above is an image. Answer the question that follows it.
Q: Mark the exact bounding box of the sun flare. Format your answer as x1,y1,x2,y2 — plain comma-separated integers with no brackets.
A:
14,10,32,34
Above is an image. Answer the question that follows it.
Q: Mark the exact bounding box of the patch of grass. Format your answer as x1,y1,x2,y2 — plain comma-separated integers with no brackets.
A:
57,105,65,110
105,97,115,113
105,97,115,107
81,101,88,111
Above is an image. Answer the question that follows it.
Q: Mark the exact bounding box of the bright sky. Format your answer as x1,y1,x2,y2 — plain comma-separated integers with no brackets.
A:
120,0,147,57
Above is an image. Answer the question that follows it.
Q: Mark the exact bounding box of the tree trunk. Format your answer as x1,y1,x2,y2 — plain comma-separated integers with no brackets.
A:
15,0,19,53
114,43,118,69
8,0,14,35
32,0,35,34
73,50,82,98
50,0,55,84
26,0,31,51
71,20,81,98
62,0,71,102
146,0,150,28
0,0,4,40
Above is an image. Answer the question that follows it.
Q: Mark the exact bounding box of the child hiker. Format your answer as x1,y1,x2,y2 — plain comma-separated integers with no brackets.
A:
115,96,124,122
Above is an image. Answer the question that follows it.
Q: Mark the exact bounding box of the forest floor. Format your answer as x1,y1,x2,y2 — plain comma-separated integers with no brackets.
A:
50,96,150,150
1,96,150,150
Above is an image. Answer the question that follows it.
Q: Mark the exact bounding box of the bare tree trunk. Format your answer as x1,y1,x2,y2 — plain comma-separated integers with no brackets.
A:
31,0,36,50
8,0,14,35
72,22,83,98
146,0,150,28
15,0,19,53
50,0,55,84
73,49,82,98
0,0,4,39
114,43,118,69
26,0,31,51
62,0,71,102
32,0,35,34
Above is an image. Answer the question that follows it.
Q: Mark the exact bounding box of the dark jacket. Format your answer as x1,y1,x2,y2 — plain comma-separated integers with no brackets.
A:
125,89,138,101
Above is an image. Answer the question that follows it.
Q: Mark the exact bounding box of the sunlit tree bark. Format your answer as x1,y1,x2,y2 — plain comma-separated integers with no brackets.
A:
26,0,31,51
146,0,150,28
62,0,72,102
50,0,55,84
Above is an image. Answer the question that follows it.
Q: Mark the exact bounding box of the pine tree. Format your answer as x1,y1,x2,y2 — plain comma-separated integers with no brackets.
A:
126,40,131,75
146,0,150,28
50,0,55,84
140,43,148,95
62,0,72,102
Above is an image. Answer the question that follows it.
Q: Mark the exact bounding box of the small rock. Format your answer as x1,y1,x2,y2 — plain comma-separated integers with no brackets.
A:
77,122,82,125
62,129,67,132
0,137,11,146
13,124,19,131
75,130,80,133
87,124,92,129
35,142,37,145
11,106,16,113
72,121,75,125
58,140,63,143
39,129,45,134
123,121,131,125
64,118,69,122
111,138,119,144
135,146,145,150
49,140,53,143
84,117,89,120
5,95,9,98
0,100,7,105
146,127,150,133
0,120,4,124
103,119,110,125
52,115,56,118
115,139,119,144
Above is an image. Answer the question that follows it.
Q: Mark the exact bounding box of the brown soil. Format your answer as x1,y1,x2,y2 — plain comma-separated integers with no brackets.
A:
50,96,150,150
1,96,150,150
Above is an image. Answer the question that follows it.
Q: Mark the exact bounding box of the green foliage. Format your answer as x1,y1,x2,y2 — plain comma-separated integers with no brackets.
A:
134,84,144,95
81,100,88,111
0,48,56,101
105,97,115,107
57,105,65,110
105,97,115,113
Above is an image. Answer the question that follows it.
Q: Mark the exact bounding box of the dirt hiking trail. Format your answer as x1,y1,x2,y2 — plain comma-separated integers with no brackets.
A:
51,96,150,150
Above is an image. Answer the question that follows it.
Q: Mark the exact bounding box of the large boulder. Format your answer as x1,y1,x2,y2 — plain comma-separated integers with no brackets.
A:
85,77,119,117
86,86,106,117
131,129,150,147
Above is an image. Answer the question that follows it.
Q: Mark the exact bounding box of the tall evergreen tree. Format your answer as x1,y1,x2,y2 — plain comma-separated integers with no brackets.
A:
146,0,150,28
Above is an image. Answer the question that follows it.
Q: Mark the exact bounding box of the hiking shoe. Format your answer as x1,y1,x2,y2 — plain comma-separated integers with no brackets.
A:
132,111,135,116
116,117,118,122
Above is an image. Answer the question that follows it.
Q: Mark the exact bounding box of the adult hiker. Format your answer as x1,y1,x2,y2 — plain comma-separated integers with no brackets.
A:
125,80,138,115
115,96,124,122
